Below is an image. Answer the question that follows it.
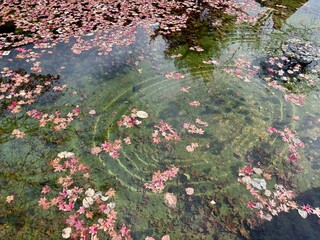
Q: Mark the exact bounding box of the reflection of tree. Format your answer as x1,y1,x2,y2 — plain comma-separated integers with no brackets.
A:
0,0,248,54
154,1,237,47
157,0,309,82
0,69,60,113
0,69,60,143
155,1,246,82
255,0,308,29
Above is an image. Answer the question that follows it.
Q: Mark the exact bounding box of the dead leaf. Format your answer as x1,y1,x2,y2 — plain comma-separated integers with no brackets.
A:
164,192,177,208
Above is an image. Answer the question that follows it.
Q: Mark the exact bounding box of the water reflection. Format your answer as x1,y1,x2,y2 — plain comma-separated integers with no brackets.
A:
255,0,308,29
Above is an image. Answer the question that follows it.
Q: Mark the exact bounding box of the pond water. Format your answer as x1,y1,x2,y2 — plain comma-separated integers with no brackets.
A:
1,0,320,239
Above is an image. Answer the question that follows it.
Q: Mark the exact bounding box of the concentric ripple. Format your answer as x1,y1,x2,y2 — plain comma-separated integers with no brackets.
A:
91,64,298,194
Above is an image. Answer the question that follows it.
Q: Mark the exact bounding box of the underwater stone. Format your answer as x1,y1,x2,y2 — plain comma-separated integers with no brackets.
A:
282,38,320,64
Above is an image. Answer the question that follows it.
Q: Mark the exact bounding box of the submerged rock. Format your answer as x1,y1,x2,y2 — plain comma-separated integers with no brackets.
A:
282,38,320,64
260,39,320,83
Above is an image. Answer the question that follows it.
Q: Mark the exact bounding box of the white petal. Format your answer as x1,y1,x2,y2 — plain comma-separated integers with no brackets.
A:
85,188,95,197
103,208,111,214
242,176,252,184
57,151,74,159
83,197,94,208
298,209,308,219
136,110,148,118
265,214,273,221
62,227,72,238
101,195,109,201
108,202,116,209
93,191,102,199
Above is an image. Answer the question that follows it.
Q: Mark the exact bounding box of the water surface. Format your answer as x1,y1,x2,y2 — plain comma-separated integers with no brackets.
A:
1,0,320,239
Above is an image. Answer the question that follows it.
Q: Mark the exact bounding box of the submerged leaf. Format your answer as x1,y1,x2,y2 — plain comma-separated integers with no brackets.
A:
185,187,194,195
253,167,263,174
164,192,177,208
251,178,267,190
136,110,148,118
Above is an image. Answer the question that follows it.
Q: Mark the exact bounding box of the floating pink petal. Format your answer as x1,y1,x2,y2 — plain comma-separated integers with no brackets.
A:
189,101,201,107
89,109,96,115
181,87,191,92
91,146,102,155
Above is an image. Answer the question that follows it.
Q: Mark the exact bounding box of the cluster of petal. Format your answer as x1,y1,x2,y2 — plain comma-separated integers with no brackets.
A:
268,127,304,162
117,108,142,128
144,167,179,193
12,129,25,138
180,87,191,92
186,142,199,152
284,93,307,106
145,236,170,240
152,120,180,143
165,72,185,80
223,54,260,82
6,195,14,203
164,192,177,209
0,68,59,113
91,139,122,159
0,0,260,56
238,166,320,221
40,152,131,240
189,45,204,52
189,101,201,107
183,119,207,135
27,106,79,131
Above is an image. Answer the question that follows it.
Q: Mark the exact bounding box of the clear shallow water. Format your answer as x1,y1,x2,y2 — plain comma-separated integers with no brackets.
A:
1,1,320,239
